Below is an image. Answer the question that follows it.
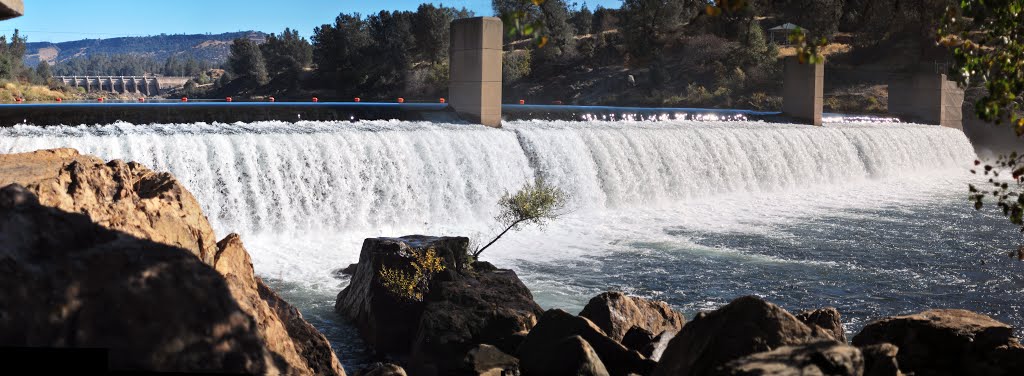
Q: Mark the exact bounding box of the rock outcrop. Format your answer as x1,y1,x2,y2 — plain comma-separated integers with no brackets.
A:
719,340,864,376
354,363,408,376
0,148,218,264
860,343,902,376
0,149,346,375
796,307,847,343
517,309,656,376
335,236,542,375
519,335,610,376
461,344,519,376
578,291,686,343
853,309,1024,375
653,296,833,376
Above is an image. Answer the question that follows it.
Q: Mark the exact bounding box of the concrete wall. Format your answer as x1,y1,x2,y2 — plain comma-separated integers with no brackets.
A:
888,73,964,129
782,56,824,126
0,0,22,21
449,17,502,127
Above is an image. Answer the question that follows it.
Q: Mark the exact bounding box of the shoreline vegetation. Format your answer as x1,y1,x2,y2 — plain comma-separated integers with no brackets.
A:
2,148,1022,375
1,1,960,113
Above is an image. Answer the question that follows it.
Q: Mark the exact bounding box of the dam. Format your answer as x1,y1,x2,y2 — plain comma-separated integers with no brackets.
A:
55,75,192,95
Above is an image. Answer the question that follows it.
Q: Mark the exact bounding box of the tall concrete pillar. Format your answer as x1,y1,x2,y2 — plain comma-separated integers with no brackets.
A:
888,73,964,129
782,56,824,126
449,17,503,127
0,0,23,20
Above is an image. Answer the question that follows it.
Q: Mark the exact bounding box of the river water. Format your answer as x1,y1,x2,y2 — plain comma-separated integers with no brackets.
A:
2,119,1021,367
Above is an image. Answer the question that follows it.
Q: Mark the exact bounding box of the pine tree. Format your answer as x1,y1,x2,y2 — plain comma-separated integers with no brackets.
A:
227,38,269,88
35,60,52,83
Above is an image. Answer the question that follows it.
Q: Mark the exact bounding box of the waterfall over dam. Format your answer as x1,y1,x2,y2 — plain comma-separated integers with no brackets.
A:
0,120,976,238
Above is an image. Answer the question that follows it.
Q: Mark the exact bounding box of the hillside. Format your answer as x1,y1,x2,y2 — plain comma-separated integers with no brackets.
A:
23,31,267,67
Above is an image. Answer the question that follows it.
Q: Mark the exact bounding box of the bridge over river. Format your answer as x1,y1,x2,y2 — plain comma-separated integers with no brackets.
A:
55,76,192,95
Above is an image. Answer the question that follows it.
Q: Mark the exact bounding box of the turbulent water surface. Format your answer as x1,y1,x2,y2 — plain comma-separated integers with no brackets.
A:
3,119,1022,367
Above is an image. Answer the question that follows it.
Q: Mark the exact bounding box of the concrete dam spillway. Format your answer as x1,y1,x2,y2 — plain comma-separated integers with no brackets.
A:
0,120,975,236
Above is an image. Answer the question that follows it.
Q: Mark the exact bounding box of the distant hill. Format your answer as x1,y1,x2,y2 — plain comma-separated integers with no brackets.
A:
24,31,267,67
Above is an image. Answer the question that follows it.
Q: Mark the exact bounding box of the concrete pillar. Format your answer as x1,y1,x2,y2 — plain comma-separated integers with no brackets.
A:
888,73,964,129
782,56,824,126
0,0,23,20
449,17,503,127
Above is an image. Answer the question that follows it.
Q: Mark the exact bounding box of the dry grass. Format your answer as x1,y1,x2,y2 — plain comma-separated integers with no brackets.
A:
777,43,852,58
0,81,76,102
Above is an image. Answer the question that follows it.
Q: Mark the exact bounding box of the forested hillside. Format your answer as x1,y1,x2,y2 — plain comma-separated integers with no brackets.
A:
23,31,266,68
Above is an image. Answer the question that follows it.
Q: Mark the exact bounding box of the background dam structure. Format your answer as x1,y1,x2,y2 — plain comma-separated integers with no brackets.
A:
2,119,1021,365
55,75,191,95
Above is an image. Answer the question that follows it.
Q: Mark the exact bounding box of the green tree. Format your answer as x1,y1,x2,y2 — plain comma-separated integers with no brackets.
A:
261,28,313,90
620,0,701,59
539,0,577,59
34,60,52,84
312,13,372,94
570,3,594,35
365,10,416,94
0,29,28,80
412,4,453,63
227,38,269,88
473,178,567,259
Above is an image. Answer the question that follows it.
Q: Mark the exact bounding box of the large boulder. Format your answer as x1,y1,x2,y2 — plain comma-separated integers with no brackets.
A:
0,184,277,373
0,149,347,375
578,291,686,343
853,309,1024,375
653,296,833,376
0,148,219,264
519,335,610,376
517,309,656,376
412,266,542,373
859,343,902,376
335,236,542,375
335,236,471,353
354,363,408,376
719,340,864,376
796,307,847,343
461,344,519,376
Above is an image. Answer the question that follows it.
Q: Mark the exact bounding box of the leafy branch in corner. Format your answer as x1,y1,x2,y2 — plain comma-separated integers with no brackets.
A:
788,27,828,64
970,153,1024,230
939,0,1024,131
472,178,568,259
500,0,551,48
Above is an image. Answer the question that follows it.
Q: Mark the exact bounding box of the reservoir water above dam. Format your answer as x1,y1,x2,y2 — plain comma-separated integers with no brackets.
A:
2,119,1022,366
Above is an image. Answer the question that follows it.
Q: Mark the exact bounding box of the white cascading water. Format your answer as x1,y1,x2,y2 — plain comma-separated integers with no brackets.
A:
0,119,976,288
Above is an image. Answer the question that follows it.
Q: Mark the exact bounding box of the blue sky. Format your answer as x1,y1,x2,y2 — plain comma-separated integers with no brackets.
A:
1,0,622,43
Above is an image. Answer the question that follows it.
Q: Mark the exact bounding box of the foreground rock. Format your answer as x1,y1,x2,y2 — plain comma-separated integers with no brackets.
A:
853,309,1024,375
578,291,686,343
0,149,345,375
517,309,656,375
720,340,864,376
653,296,834,376
520,335,609,376
859,343,902,376
335,236,542,375
796,307,847,343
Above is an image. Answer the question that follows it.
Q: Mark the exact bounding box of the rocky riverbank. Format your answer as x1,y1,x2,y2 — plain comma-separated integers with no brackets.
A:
0,149,346,375
336,236,1024,376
